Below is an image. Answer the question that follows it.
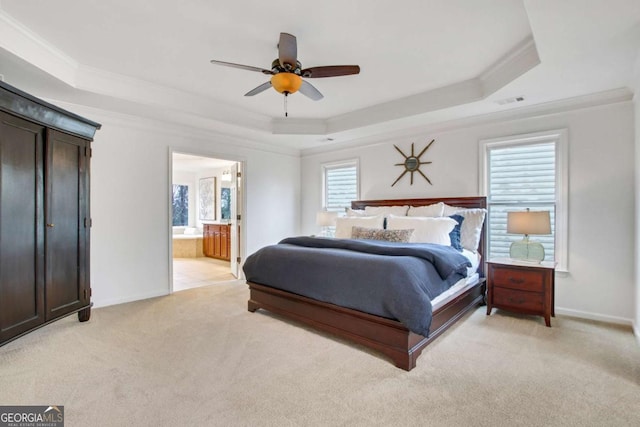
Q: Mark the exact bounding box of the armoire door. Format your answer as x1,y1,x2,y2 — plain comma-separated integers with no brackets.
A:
45,130,90,321
0,111,46,342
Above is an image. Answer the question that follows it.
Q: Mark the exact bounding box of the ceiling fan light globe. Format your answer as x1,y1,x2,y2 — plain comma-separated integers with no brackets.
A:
271,73,302,94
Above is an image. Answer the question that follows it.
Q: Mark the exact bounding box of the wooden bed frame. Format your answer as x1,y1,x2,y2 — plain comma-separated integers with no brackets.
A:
247,197,487,371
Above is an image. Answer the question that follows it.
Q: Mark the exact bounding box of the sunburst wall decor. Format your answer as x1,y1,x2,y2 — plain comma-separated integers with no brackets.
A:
391,139,435,187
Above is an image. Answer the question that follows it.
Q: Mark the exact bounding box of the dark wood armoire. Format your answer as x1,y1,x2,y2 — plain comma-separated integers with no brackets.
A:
0,81,101,346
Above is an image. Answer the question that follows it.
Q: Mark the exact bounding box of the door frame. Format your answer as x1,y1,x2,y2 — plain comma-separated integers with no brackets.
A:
168,147,247,294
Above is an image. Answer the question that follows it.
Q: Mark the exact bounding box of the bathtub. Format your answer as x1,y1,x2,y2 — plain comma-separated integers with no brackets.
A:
172,228,204,258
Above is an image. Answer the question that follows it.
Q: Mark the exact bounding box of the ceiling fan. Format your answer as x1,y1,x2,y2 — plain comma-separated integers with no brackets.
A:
210,33,360,107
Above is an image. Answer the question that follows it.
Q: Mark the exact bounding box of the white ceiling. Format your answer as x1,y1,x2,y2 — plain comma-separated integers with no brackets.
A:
0,0,639,150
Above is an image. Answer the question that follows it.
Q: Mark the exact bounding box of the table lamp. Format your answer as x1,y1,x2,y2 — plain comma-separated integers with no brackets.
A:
507,209,551,263
316,211,338,237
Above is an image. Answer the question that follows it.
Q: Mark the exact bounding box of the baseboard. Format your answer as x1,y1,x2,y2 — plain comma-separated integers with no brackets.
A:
93,289,169,309
555,307,633,326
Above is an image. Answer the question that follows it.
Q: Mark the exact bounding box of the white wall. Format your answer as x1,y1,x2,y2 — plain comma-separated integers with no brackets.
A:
633,49,640,340
61,106,300,308
302,101,636,324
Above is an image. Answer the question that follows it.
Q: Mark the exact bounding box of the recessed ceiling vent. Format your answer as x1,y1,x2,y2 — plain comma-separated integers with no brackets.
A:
496,96,525,105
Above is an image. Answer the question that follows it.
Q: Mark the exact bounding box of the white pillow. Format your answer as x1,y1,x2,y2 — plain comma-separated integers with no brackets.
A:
407,202,444,217
184,227,197,235
345,208,368,217
442,204,463,216
334,216,384,239
386,214,456,245
442,207,487,252
363,205,409,217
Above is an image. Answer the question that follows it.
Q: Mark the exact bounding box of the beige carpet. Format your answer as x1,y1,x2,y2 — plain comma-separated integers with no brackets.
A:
1,281,639,427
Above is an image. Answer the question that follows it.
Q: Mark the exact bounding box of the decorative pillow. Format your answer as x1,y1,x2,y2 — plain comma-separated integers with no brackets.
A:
441,207,487,252
184,227,197,235
448,214,464,251
334,216,384,239
363,205,409,217
407,202,444,217
386,214,456,245
351,226,413,243
345,208,368,217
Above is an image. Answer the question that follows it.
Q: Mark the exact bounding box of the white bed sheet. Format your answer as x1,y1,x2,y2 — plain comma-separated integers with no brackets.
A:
431,249,481,310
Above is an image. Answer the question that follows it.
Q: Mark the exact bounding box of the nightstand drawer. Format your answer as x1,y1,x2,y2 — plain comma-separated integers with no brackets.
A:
491,267,544,292
493,287,543,312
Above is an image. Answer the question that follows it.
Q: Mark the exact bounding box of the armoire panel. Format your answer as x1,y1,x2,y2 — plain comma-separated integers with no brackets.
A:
0,111,45,339
45,130,87,319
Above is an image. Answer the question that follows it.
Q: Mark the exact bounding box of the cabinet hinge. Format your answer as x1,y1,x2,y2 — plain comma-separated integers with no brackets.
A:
85,147,92,157
84,218,92,228
236,214,241,221
237,171,242,178
237,257,241,263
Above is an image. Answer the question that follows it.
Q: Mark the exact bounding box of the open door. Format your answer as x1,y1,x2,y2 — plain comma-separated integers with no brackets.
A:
229,162,239,278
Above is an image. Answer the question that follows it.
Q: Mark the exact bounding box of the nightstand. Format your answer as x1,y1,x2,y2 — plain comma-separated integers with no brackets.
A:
486,258,556,327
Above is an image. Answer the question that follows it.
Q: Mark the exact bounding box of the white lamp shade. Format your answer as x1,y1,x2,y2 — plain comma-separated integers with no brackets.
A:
507,210,551,235
316,211,338,227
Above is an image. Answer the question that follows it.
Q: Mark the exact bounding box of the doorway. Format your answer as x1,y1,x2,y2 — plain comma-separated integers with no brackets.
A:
170,151,243,293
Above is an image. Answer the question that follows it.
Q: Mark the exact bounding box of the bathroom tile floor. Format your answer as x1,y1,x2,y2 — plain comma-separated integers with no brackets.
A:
172,257,236,292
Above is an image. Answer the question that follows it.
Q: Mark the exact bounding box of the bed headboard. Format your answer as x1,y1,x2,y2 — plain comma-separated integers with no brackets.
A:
351,196,487,277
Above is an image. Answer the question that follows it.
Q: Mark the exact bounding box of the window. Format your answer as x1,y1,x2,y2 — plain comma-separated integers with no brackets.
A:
220,187,231,220
480,130,568,271
172,184,189,226
322,160,359,213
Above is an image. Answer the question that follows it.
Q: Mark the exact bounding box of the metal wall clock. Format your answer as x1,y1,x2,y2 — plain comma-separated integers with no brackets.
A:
391,139,435,187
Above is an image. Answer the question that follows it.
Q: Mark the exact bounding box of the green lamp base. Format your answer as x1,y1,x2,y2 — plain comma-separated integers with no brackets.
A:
509,238,545,263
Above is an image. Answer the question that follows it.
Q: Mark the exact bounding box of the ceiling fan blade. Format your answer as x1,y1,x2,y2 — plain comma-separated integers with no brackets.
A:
298,80,323,101
301,65,360,78
210,59,273,75
244,81,272,97
278,33,297,69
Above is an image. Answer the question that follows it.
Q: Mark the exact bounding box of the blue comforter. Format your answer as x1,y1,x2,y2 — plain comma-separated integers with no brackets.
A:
243,237,471,336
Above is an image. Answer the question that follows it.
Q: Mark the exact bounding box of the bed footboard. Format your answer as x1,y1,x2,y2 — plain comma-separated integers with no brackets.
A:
247,279,486,371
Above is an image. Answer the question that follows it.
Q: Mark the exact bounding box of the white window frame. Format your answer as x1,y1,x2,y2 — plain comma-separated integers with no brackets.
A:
322,159,360,212
479,129,568,271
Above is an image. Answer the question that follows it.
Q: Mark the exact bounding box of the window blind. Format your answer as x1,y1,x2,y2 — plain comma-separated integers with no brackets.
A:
487,142,556,260
324,163,358,213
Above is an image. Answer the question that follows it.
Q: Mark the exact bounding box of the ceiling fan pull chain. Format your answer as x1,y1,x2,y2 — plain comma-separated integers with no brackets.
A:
284,92,288,117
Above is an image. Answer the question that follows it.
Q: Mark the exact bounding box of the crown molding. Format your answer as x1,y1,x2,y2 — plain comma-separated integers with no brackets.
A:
274,37,541,136
300,87,633,157
479,36,540,96
271,118,327,135
75,65,273,134
50,98,301,157
0,9,77,85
